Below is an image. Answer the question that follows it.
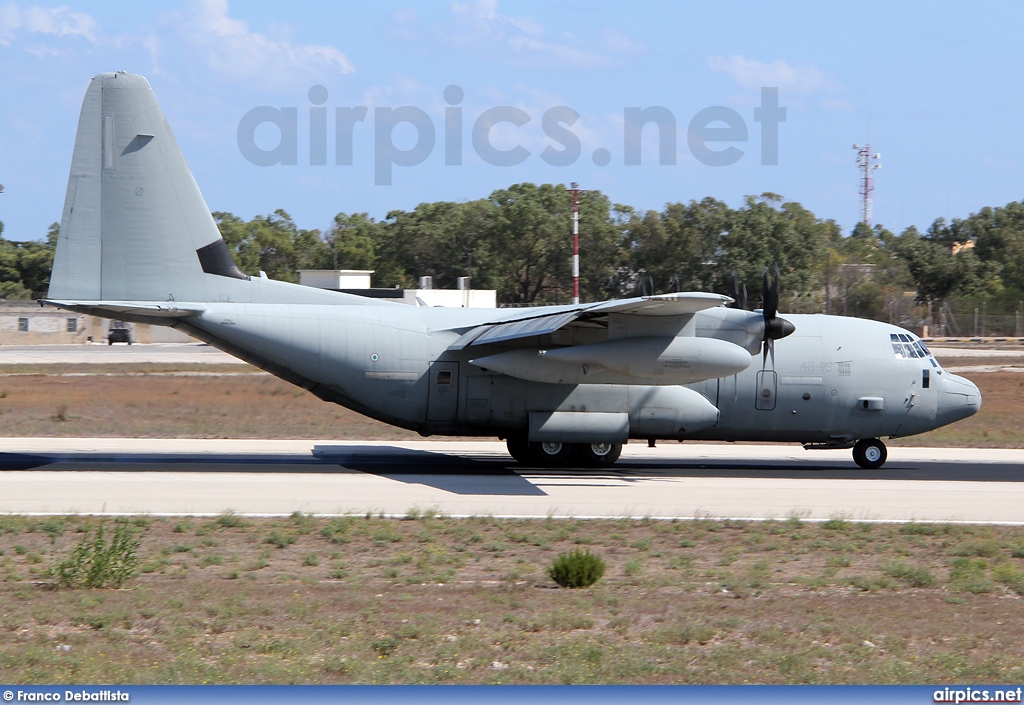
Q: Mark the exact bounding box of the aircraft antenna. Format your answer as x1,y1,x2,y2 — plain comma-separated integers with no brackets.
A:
568,181,587,304
853,144,881,225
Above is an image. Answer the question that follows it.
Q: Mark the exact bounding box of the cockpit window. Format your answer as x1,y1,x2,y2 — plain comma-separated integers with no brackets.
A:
890,333,938,364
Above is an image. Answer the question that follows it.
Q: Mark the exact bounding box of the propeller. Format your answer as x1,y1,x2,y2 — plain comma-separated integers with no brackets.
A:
729,269,748,310
760,266,796,370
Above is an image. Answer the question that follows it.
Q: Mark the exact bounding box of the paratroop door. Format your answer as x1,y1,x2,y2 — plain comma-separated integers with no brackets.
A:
427,362,460,421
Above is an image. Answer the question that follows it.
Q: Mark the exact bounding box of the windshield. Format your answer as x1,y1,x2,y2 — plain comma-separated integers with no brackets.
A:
890,333,939,367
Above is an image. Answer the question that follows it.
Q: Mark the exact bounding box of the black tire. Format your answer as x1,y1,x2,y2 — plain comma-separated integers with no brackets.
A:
574,442,623,468
506,436,531,464
853,438,887,469
529,441,574,467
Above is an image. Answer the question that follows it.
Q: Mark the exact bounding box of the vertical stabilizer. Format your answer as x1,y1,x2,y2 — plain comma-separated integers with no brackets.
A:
49,72,247,302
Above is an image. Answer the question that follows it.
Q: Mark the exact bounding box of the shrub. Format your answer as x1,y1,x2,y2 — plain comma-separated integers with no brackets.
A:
53,520,140,589
883,560,937,588
548,548,606,588
264,530,296,549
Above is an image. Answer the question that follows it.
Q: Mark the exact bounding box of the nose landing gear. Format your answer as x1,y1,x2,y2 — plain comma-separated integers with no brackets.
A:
853,438,887,469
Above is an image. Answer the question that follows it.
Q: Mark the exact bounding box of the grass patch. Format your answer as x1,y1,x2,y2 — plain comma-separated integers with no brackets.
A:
1,516,1024,683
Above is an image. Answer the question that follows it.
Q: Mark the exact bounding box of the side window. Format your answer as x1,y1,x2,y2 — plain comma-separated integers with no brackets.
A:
922,369,930,389
436,370,452,385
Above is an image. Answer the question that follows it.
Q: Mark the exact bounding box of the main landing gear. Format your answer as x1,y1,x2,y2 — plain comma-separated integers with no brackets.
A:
852,438,887,469
506,437,623,468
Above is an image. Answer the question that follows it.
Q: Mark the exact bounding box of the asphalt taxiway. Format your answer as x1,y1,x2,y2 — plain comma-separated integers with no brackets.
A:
1,439,1022,523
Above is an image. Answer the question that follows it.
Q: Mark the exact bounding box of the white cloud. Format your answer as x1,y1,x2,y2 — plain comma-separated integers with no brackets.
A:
179,0,354,83
0,3,98,46
444,0,644,68
707,55,826,94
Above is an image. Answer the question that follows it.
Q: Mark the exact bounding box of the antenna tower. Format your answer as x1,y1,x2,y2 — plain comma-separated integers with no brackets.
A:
853,144,881,225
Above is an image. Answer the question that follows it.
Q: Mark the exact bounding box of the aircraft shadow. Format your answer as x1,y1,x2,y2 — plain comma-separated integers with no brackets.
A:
0,446,545,497
1,448,1021,492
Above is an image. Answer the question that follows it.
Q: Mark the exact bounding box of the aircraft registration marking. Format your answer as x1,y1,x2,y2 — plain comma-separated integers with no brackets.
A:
365,371,418,381
780,376,823,385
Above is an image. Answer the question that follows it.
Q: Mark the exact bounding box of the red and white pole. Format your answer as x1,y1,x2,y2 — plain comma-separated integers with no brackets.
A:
569,181,585,305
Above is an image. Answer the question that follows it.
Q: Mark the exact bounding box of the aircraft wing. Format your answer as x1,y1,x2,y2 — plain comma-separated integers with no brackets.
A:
449,292,731,350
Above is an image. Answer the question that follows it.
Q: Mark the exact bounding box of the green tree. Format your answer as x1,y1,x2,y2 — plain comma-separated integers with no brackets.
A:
377,199,495,290
0,221,58,299
325,212,379,272
487,183,575,304
893,226,993,303
213,210,322,283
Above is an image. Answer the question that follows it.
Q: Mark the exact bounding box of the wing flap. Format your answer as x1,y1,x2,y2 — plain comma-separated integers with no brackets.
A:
450,309,582,350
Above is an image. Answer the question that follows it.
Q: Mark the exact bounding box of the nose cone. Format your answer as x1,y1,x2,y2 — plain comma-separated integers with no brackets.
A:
937,373,982,425
765,316,796,340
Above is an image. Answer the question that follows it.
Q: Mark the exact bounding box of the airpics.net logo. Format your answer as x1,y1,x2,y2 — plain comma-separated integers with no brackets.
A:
236,86,786,185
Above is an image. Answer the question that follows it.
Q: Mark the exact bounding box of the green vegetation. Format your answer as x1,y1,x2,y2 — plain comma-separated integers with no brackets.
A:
52,520,140,589
548,548,606,588
5,189,1024,328
3,516,1024,683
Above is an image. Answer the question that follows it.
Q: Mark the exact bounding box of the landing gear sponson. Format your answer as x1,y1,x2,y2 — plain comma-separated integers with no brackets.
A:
506,437,622,468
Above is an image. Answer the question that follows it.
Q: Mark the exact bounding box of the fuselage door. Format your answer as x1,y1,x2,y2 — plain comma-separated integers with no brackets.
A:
755,370,777,410
427,361,460,422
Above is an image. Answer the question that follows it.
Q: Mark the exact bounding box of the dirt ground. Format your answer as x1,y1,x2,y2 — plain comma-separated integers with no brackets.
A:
3,514,1024,684
0,364,1018,446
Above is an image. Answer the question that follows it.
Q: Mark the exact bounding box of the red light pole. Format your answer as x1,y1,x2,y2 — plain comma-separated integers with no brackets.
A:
568,181,586,305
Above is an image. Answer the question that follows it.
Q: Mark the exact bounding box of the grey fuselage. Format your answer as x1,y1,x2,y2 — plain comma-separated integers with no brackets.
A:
156,282,979,446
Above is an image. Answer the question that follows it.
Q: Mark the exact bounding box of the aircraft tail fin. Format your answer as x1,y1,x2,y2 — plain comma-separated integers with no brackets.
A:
49,72,247,303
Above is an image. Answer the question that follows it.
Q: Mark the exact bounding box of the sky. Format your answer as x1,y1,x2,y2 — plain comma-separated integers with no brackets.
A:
0,0,1022,243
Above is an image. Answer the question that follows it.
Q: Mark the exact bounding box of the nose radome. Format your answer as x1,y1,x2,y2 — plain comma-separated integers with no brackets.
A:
940,374,982,418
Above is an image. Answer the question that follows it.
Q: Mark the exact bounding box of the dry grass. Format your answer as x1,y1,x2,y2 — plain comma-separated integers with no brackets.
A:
2,515,1024,684
0,370,419,440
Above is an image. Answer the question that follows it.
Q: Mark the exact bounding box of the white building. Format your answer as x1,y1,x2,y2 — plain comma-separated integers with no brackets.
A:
298,270,497,308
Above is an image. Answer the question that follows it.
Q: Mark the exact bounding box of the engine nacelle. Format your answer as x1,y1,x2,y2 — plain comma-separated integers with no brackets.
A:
470,336,751,386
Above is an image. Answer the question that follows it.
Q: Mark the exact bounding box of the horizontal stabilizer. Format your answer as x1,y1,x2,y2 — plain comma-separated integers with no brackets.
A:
42,299,205,321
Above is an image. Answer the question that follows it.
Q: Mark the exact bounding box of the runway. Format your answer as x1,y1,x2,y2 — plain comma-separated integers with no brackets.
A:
1,439,1023,523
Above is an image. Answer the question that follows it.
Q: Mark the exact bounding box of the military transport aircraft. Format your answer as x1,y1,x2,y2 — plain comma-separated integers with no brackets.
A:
43,73,982,469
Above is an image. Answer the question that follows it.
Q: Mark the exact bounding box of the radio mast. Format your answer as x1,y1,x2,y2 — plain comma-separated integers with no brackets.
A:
853,144,881,225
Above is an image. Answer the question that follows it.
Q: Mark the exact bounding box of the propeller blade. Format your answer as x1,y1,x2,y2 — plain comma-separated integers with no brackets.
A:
762,268,779,321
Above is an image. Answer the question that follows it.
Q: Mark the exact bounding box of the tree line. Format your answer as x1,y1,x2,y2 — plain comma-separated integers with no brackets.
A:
2,184,1022,319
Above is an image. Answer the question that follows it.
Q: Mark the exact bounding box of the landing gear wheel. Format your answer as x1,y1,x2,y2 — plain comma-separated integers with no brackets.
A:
529,441,573,467
506,436,531,464
853,438,887,469
574,442,623,468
